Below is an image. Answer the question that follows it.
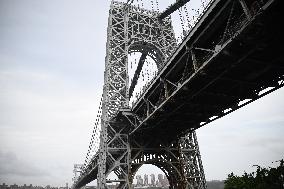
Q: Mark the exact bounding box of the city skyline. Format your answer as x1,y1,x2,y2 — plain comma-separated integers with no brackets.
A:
0,183,68,189
135,174,169,187
1,0,283,187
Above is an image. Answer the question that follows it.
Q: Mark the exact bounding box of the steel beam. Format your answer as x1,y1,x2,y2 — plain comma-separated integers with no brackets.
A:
158,0,191,20
129,52,148,98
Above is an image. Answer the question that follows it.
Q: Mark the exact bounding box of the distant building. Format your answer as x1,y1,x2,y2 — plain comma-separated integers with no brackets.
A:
157,174,163,186
0,183,8,189
136,175,143,186
9,184,18,189
0,183,64,189
150,174,155,186
163,175,169,187
144,174,148,186
155,180,160,187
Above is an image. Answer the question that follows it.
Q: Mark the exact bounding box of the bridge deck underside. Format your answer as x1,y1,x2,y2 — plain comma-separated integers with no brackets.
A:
74,0,284,187
131,0,284,144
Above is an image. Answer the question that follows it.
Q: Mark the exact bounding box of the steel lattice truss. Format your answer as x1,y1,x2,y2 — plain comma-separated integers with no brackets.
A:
97,1,205,189
73,164,84,183
73,0,284,188
68,1,207,189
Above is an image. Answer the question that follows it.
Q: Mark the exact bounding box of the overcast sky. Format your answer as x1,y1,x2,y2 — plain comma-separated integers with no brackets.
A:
0,0,283,187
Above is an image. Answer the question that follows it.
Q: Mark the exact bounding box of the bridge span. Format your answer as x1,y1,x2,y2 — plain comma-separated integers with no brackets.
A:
73,0,284,188
129,0,284,143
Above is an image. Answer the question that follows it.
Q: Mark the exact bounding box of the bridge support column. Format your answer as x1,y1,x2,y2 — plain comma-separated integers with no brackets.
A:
127,130,206,189
178,131,207,189
98,114,133,189
97,120,108,189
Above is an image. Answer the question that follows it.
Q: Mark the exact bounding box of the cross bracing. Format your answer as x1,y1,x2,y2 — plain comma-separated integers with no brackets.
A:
73,0,284,188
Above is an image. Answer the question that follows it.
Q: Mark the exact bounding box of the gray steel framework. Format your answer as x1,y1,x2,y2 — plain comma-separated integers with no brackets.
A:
129,0,284,139
98,1,206,189
73,0,284,188
73,164,84,183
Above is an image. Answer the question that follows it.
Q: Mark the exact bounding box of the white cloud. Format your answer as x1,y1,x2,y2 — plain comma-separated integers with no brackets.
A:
0,0,284,186
197,88,284,180
0,151,50,182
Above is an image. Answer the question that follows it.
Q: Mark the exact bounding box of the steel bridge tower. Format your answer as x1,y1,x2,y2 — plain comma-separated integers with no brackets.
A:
98,1,206,188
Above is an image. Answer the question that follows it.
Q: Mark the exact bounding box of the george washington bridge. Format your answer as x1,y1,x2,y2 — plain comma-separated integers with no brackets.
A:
72,0,284,188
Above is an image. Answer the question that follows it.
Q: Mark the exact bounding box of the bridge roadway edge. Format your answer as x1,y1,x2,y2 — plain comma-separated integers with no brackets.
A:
129,0,284,144
73,0,284,188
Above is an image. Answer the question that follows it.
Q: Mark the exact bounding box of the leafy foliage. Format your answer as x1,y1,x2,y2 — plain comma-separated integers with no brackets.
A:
224,159,284,189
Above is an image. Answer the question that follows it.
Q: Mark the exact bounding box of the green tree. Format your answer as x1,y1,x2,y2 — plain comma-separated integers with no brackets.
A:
224,159,284,189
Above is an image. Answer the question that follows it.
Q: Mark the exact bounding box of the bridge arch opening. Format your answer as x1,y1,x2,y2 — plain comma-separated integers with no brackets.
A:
105,171,120,188
127,42,162,107
132,164,170,188
128,41,165,68
129,154,186,189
